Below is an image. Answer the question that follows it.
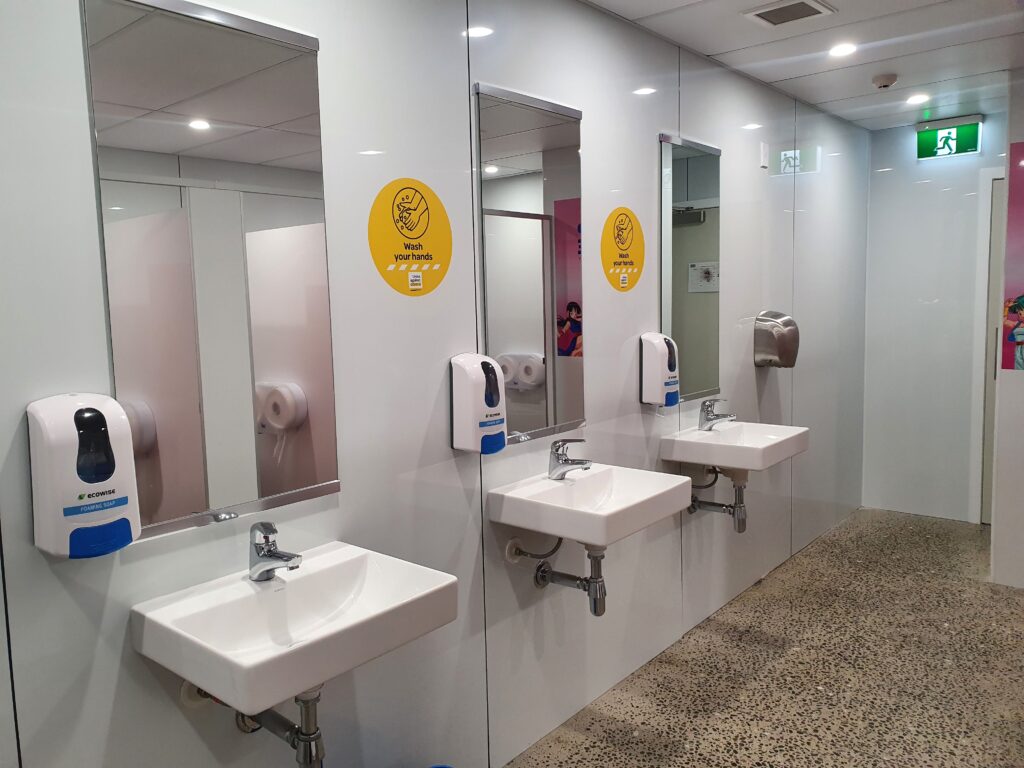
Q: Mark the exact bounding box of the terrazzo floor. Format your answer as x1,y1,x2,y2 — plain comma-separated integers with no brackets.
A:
507,508,1024,768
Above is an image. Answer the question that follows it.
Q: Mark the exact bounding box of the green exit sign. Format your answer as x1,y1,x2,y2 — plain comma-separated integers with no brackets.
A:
917,121,981,159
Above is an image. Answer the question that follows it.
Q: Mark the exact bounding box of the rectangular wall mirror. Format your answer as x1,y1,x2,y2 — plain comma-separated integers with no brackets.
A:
660,134,721,402
84,0,338,530
474,85,584,442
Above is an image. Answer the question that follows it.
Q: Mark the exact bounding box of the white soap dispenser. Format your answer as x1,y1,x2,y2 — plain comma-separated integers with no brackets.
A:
27,393,141,558
450,353,507,455
639,332,680,407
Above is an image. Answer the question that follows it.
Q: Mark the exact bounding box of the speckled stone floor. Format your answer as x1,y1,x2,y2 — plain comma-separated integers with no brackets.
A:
507,509,1024,768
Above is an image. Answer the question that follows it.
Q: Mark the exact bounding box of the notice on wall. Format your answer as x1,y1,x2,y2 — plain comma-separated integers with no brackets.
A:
368,178,452,296
600,207,644,292
1003,142,1024,371
688,261,719,293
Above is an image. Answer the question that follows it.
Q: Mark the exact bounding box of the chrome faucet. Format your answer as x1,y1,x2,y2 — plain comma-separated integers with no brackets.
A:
698,398,737,431
249,521,302,582
548,439,592,480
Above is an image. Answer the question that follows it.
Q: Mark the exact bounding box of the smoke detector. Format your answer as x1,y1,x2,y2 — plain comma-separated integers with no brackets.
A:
744,0,835,27
872,73,899,90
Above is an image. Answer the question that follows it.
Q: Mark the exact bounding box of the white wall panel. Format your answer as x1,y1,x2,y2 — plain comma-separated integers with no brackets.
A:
791,104,870,550
676,51,797,633
468,2,685,764
863,114,1007,522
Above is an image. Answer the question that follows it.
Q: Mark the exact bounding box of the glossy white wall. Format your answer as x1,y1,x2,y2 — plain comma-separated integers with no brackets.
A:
675,52,798,632
863,114,1008,522
468,3,685,763
0,1,872,766
792,103,870,549
0,0,489,766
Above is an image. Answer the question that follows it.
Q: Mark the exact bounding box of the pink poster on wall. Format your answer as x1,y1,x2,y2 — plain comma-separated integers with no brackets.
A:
554,197,583,357
1004,142,1024,370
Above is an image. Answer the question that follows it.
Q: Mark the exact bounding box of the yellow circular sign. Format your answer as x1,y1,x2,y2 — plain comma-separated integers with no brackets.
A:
368,178,452,296
600,207,644,292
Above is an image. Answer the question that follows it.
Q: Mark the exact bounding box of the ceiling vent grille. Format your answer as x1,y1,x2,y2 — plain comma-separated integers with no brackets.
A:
745,0,835,27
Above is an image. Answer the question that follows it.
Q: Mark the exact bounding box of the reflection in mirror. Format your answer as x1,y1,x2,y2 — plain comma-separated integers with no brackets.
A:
476,87,583,441
85,0,337,528
661,137,721,401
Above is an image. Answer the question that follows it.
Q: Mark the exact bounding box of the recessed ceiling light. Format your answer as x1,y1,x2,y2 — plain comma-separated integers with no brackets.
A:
358,150,384,155
108,206,124,211
632,87,656,95
484,165,499,174
1019,159,1024,168
827,152,842,157
914,179,932,184
942,188,952,192
997,152,1006,157
463,26,493,37
965,192,977,197
906,93,930,105
829,43,857,57
875,167,893,172
742,123,762,130
188,119,210,130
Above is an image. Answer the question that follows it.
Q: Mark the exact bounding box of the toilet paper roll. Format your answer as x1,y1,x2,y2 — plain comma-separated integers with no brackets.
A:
263,383,308,433
495,354,518,385
517,354,545,389
122,400,157,456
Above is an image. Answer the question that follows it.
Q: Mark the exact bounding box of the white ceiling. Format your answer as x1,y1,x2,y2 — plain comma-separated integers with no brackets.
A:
585,0,1024,130
479,94,580,177
85,0,322,171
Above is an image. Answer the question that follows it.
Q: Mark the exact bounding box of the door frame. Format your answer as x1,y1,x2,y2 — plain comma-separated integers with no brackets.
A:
968,167,1007,524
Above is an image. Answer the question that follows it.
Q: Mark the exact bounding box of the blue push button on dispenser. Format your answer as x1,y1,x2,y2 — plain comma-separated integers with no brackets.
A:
69,517,134,559
481,431,506,455
665,390,680,407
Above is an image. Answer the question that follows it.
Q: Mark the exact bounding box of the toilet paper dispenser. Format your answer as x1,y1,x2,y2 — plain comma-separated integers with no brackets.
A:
753,310,800,368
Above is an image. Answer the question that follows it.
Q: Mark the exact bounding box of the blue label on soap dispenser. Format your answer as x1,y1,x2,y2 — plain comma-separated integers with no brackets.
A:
63,495,129,517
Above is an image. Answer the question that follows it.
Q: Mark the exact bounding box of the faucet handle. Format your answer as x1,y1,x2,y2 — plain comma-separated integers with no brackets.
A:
251,521,278,543
701,398,726,410
551,438,585,455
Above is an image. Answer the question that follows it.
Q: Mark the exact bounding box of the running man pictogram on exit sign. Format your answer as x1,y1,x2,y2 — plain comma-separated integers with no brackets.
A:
917,121,981,159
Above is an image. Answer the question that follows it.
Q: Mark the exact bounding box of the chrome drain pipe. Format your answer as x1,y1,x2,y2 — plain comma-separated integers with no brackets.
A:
690,483,747,534
234,686,325,767
535,545,607,616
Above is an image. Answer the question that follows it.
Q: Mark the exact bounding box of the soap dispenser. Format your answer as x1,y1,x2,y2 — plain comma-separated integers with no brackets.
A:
450,353,507,454
639,332,680,407
27,393,141,558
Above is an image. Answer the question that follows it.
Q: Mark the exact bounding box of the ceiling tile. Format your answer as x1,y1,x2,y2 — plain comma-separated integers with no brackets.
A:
264,151,323,172
714,0,1024,83
164,55,319,128
181,128,321,165
87,12,297,110
581,0,706,22
92,101,149,131
271,113,322,136
636,0,946,57
778,33,1024,104
481,122,581,163
854,96,1008,130
84,0,149,45
480,101,574,139
818,71,1009,122
97,112,256,154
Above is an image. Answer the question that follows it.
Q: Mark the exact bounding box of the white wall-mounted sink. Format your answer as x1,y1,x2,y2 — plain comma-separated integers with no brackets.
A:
131,542,457,715
488,464,691,547
660,421,808,471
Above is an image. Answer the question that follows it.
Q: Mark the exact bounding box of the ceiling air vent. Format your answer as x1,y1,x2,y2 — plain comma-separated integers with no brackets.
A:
745,0,835,27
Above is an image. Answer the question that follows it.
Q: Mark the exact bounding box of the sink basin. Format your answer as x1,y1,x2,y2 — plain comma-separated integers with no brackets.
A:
660,421,808,471
488,464,691,547
131,542,457,715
